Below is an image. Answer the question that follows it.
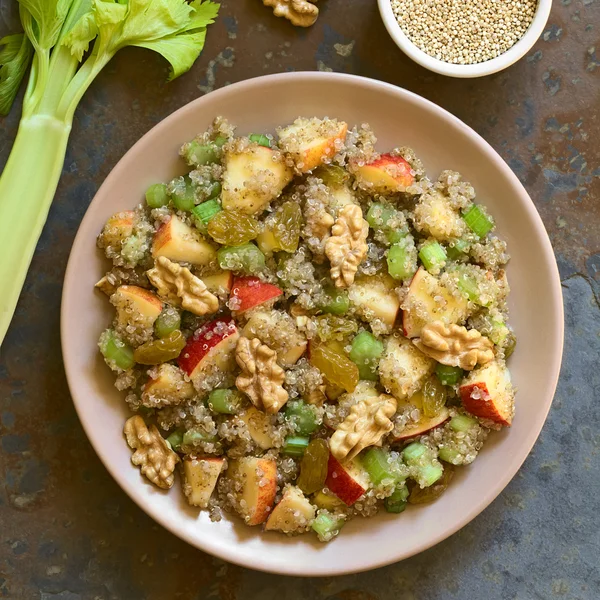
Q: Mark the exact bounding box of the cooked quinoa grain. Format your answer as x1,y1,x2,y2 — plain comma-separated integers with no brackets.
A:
97,116,516,542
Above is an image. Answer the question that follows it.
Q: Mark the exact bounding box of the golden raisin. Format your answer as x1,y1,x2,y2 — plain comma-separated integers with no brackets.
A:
133,330,186,365
314,314,358,342
297,439,329,495
408,464,454,504
421,375,447,418
271,201,302,253
309,340,359,393
207,210,259,245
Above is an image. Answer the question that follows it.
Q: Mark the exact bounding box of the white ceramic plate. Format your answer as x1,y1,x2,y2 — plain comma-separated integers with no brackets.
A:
61,72,563,576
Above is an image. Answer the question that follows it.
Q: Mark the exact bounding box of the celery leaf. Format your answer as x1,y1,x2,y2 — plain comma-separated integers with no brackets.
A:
18,0,74,49
0,34,34,116
61,11,99,60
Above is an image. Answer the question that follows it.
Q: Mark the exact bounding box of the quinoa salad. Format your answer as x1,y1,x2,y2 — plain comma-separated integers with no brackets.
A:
96,116,516,542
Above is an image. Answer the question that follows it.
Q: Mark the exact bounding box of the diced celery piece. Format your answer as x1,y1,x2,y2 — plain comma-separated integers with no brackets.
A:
249,133,271,147
420,462,444,487
145,183,169,208
419,240,447,273
99,329,135,371
320,288,350,316
183,141,220,166
192,199,222,227
166,429,184,451
182,430,217,445
284,401,319,435
366,202,406,244
435,364,464,386
446,238,470,260
170,175,196,211
384,484,409,513
282,435,310,457
349,331,384,381
449,414,477,433
154,307,181,338
217,243,266,273
402,442,427,464
361,447,400,485
462,204,494,237
208,389,241,414
387,237,417,281
455,267,481,304
312,511,345,540
438,447,461,464
213,136,228,148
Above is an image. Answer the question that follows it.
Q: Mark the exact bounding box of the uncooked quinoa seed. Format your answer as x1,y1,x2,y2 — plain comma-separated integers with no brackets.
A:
391,0,538,65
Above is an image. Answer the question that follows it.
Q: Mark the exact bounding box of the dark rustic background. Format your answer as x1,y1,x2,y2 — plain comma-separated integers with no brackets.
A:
1,0,599,598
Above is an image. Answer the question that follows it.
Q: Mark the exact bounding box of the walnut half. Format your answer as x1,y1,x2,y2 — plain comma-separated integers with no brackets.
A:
123,416,179,489
330,394,397,462
235,336,289,414
263,0,319,27
325,204,369,288
146,256,219,316
413,320,494,371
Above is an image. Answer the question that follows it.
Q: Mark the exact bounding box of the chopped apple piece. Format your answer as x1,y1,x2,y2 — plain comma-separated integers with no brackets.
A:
402,267,469,338
199,270,233,294
264,485,316,533
379,335,435,401
392,407,450,442
326,454,370,506
313,489,344,511
460,361,515,426
348,275,400,331
111,285,163,331
178,318,240,382
278,117,348,173
221,145,293,214
229,276,283,313
240,407,275,450
353,153,414,194
152,215,216,266
99,210,135,247
413,190,466,241
183,457,226,508
242,310,307,367
229,456,277,526
142,363,194,406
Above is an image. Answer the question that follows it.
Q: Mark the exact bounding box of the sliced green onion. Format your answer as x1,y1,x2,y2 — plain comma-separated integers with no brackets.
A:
320,287,350,316
449,414,477,433
284,401,319,435
387,237,417,281
419,240,447,273
384,485,409,513
462,204,494,237
349,331,384,381
249,133,271,147
312,512,345,539
361,447,399,485
282,436,310,457
154,307,181,339
166,429,184,451
99,329,135,371
435,364,464,386
145,183,169,208
208,389,241,414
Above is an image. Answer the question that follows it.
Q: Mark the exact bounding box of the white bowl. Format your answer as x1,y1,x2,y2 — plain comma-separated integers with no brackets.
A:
61,72,563,576
378,0,552,78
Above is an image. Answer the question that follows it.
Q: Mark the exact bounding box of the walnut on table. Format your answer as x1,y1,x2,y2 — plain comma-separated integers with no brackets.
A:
325,204,369,288
263,0,319,27
413,320,494,371
330,393,397,462
123,415,179,489
146,256,218,316
235,336,289,414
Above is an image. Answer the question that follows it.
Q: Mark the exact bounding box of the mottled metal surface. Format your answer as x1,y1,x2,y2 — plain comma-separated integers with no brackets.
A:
0,0,599,597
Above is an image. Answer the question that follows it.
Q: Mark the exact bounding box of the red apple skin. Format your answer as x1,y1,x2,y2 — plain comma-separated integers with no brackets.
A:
392,408,451,443
178,317,238,377
325,455,366,506
230,276,283,313
369,154,414,187
460,383,512,427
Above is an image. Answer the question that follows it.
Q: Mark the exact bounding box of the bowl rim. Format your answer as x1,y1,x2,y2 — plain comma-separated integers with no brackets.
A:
61,71,564,576
377,0,553,78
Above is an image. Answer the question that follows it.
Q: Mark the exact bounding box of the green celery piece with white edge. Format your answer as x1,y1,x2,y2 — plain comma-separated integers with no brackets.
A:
0,0,220,346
